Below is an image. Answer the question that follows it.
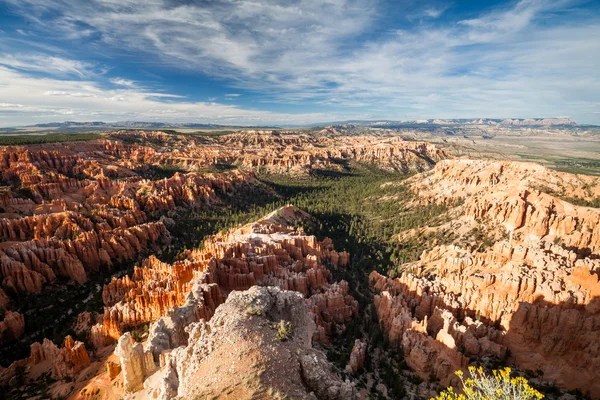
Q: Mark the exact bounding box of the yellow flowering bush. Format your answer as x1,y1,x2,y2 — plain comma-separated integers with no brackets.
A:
431,366,544,400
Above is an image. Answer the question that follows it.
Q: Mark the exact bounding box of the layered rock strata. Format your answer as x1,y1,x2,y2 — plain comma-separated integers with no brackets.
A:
55,206,360,399
0,132,442,351
91,206,356,350
106,130,448,174
372,159,600,396
0,139,256,352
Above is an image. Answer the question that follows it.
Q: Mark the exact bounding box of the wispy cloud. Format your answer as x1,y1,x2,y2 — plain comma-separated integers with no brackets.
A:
0,65,358,126
0,53,95,78
44,90,97,97
0,103,24,108
0,0,599,124
110,78,136,88
423,6,448,19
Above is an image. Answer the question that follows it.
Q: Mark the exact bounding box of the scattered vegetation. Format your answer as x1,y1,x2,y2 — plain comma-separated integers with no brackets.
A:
551,158,600,176
194,162,238,174
275,320,294,341
0,160,468,395
245,307,262,316
265,387,288,399
0,133,102,146
532,184,600,208
259,164,452,276
560,196,600,208
134,164,187,180
191,130,236,137
127,322,151,343
156,129,238,137
432,367,543,400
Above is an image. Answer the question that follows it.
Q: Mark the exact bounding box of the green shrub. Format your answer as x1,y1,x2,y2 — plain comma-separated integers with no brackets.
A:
245,307,262,316
432,367,543,400
275,320,293,341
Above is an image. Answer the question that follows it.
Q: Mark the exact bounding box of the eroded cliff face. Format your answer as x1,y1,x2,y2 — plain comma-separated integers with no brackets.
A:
408,159,600,203
91,207,359,399
106,130,448,174
0,311,24,344
0,141,260,355
1,206,360,399
0,131,444,352
0,160,253,297
81,206,358,399
5,132,600,398
89,206,356,349
371,159,600,397
0,335,90,386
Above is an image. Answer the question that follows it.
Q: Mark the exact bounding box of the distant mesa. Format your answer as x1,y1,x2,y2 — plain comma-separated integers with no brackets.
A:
368,117,578,127
5,117,580,131
23,121,281,129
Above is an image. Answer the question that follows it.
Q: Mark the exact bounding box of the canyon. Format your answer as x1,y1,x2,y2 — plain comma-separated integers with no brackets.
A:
1,205,360,399
0,129,598,399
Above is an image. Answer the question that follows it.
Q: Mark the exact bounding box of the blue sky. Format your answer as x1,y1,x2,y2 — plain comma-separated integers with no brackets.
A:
0,0,599,126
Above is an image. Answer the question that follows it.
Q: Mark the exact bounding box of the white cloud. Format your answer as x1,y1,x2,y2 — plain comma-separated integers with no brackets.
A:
0,53,95,78
0,103,24,108
0,0,599,123
1,0,375,82
110,78,136,87
0,65,358,126
423,7,447,19
44,90,97,97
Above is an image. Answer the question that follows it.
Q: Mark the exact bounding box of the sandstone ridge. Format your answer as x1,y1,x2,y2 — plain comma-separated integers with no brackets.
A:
372,159,600,397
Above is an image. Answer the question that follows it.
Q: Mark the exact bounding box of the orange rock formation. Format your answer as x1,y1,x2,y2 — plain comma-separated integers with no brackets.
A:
105,130,448,174
0,335,90,386
0,311,25,344
91,206,357,351
345,339,367,374
372,159,600,396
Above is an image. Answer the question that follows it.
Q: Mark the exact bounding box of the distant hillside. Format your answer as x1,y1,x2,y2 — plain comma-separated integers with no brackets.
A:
7,118,580,131
367,118,578,127
27,121,279,129
306,117,582,129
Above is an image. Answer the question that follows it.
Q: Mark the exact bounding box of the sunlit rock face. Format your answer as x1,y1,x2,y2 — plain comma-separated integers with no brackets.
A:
0,130,445,397
0,145,253,298
93,206,359,398
371,159,600,397
0,204,361,399
105,130,448,174
92,205,357,348
147,285,358,400
0,138,264,361
0,131,443,350
0,129,451,400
